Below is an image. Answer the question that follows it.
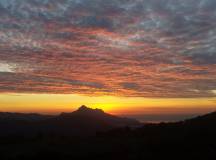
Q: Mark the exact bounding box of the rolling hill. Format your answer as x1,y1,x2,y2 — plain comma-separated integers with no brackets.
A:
0,105,141,137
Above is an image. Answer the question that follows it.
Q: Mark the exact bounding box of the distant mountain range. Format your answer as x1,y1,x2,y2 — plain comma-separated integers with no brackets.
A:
0,107,216,159
0,105,141,136
0,112,53,121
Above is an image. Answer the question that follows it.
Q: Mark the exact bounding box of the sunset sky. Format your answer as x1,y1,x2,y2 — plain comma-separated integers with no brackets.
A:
0,0,216,119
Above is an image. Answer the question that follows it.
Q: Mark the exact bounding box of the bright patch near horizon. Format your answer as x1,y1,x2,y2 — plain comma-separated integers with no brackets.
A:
0,63,14,73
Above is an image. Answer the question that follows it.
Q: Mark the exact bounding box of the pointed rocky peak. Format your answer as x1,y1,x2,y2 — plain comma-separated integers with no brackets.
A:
77,105,91,112
77,105,104,114
59,105,105,118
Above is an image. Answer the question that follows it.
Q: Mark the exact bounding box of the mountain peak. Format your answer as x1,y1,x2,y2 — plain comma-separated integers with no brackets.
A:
78,105,90,111
77,105,104,114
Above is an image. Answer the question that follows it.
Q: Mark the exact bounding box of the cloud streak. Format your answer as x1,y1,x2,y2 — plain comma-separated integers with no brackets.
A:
0,0,216,98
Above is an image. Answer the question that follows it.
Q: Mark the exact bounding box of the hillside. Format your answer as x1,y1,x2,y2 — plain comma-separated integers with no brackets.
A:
0,105,141,137
0,109,216,159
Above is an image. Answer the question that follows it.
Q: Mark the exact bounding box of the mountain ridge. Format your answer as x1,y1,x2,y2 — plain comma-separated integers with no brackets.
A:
0,108,216,159
0,105,141,136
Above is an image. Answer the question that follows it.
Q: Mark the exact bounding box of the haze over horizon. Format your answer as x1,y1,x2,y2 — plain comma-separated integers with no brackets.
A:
0,0,216,121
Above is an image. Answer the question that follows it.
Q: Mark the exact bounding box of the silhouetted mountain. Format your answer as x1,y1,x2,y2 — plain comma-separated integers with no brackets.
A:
0,105,141,137
0,112,53,121
59,105,140,127
0,109,216,160
184,111,216,125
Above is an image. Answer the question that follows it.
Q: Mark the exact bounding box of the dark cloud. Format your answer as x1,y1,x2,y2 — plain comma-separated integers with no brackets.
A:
77,16,113,30
121,82,140,90
0,0,216,98
189,53,216,65
0,72,106,94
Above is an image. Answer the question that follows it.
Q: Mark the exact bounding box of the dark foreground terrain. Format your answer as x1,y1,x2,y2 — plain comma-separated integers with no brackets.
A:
0,106,216,160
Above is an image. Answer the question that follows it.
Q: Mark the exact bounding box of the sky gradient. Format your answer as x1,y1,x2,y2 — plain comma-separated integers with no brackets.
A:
0,0,216,119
